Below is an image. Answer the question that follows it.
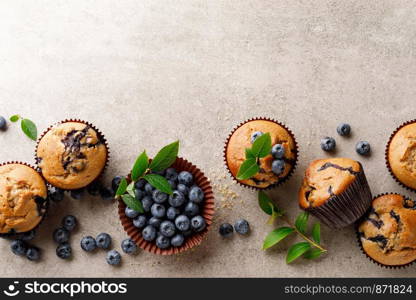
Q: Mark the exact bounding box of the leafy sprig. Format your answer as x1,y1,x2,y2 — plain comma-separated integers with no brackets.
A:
259,191,327,264
115,141,179,212
9,115,37,141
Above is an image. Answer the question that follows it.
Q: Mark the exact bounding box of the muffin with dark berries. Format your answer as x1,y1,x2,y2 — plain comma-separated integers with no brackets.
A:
36,121,108,190
299,158,372,228
358,194,416,267
225,119,297,189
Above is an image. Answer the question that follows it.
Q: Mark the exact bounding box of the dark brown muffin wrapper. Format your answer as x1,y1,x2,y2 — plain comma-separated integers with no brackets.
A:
355,193,416,269
223,117,299,190
303,163,372,229
0,161,49,238
34,119,110,191
118,157,215,255
385,119,416,193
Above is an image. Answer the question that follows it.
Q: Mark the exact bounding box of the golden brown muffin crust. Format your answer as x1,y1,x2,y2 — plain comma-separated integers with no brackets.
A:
0,164,47,233
299,158,361,208
226,120,296,188
358,194,416,266
37,122,107,190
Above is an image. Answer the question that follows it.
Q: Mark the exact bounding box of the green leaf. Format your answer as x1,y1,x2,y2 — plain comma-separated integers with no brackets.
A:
149,141,179,172
312,223,321,244
115,178,128,196
245,148,255,159
263,227,294,250
295,211,309,234
258,190,273,215
9,115,20,122
143,174,173,195
131,151,149,181
236,158,260,180
122,194,144,213
266,206,280,225
126,181,136,197
251,132,272,158
21,118,37,141
286,242,311,264
303,248,324,260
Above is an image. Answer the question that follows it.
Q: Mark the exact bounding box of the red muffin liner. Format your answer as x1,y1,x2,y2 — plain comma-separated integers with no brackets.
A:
355,193,416,269
34,119,110,191
0,161,49,238
302,163,372,229
118,157,215,255
223,117,299,190
385,120,416,193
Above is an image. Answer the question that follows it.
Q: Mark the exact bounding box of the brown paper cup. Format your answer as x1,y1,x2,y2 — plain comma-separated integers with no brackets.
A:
223,117,298,190
118,157,215,255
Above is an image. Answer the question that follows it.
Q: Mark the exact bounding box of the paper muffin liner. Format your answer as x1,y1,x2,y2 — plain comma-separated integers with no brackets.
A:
385,119,416,193
118,157,215,255
34,119,110,191
303,163,372,229
223,117,299,190
0,161,49,239
355,193,416,269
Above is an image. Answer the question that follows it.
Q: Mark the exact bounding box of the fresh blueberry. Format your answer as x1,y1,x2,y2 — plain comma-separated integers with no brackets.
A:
62,215,77,231
144,183,154,195
11,240,27,256
271,159,285,176
141,196,153,213
125,206,140,219
321,137,336,152
152,190,168,204
171,234,185,247
26,247,41,261
70,188,84,200
153,169,166,176
53,228,70,244
155,235,170,249
160,221,176,237
184,202,200,217
168,180,177,190
56,243,72,259
106,250,121,266
133,215,147,229
151,203,166,218
168,190,186,207
87,180,101,196
165,168,178,181
175,215,191,232
166,207,180,220
177,184,189,196
0,116,6,130
48,187,64,202
142,225,157,241
271,144,285,159
234,219,250,235
111,176,122,192
219,223,233,237
135,179,146,190
96,233,112,249
337,123,351,136
135,189,145,201
251,131,263,143
178,171,193,186
80,236,97,252
189,186,204,204
21,230,36,241
191,216,206,232
99,186,114,201
148,217,161,228
121,238,137,254
356,141,371,156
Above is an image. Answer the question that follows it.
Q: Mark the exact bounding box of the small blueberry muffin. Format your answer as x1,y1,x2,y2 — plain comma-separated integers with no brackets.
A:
358,194,416,267
0,163,47,234
299,158,372,228
36,121,108,190
225,119,297,189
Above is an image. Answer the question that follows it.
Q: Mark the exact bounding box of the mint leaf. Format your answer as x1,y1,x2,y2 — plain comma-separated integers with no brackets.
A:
295,212,309,234
312,223,321,244
126,181,136,198
9,115,20,122
131,151,149,181
258,190,273,215
303,248,324,260
251,133,272,158
122,194,144,213
236,158,260,180
143,174,173,195
115,178,128,196
149,141,179,172
245,148,255,159
21,118,37,141
286,242,311,263
263,227,294,250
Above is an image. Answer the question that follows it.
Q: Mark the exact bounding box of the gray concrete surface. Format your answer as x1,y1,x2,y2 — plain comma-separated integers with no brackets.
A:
0,0,416,277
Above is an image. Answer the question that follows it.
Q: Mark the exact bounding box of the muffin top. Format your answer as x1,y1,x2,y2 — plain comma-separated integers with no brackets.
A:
388,122,416,190
358,194,416,266
226,120,296,188
36,122,107,190
299,158,361,208
0,164,47,234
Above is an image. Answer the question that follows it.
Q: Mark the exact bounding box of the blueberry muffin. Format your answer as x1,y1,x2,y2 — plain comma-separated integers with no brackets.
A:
36,121,108,190
358,194,416,267
225,119,297,189
0,163,48,234
299,158,372,228
387,121,416,191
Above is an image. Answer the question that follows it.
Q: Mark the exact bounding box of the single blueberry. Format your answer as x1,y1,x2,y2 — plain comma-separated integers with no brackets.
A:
152,190,168,204
141,196,153,213
166,207,180,220
160,221,176,238
26,247,41,261
70,188,84,200
171,234,185,247
271,144,285,159
135,179,146,190
48,187,65,202
56,243,72,259
125,206,140,219
53,228,70,244
165,168,178,181
356,141,371,156
177,184,189,196
148,217,161,228
0,116,6,130
99,186,114,201
189,186,204,204
219,223,234,237
151,203,166,218
135,189,145,201
106,250,121,266
184,202,200,217
168,180,177,190
168,190,186,207
111,176,122,192
337,123,351,136
178,171,193,186
155,235,170,249
133,215,147,229
80,236,97,252
86,180,101,196
175,215,190,232
121,238,137,254
96,233,112,249
251,131,263,143
321,137,336,152
144,183,154,195
62,215,77,231
21,230,36,241
271,159,285,176
234,219,250,235
11,240,27,256
142,225,157,241
191,216,206,232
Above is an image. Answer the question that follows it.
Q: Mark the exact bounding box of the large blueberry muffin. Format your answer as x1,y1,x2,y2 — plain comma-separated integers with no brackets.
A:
358,194,416,267
225,119,297,189
0,163,47,234
36,121,108,190
299,158,372,228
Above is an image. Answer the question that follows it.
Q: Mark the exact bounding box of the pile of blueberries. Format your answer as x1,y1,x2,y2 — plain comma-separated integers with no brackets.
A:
118,168,207,250
53,215,77,259
10,230,41,261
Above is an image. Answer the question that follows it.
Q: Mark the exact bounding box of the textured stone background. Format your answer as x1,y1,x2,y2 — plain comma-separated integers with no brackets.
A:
0,0,415,277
